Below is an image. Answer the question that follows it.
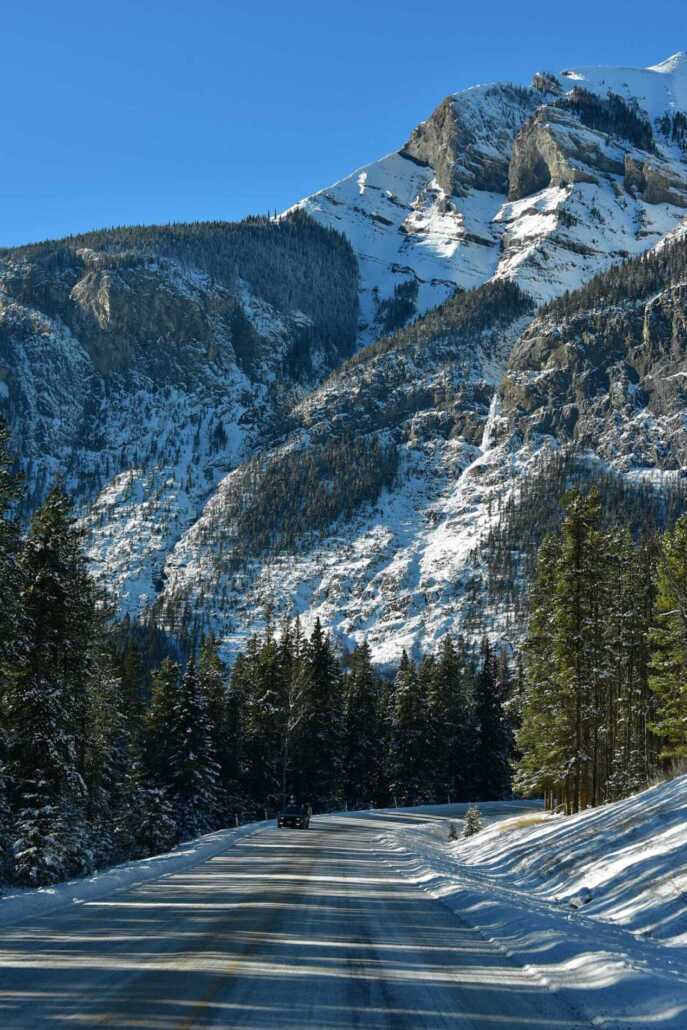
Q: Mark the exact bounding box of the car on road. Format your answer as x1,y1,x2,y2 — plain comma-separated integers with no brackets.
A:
277,804,311,829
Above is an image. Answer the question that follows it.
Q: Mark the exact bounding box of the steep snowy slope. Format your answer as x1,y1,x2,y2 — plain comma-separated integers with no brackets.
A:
155,280,534,661
7,53,687,662
296,53,687,341
0,215,358,609
157,213,687,665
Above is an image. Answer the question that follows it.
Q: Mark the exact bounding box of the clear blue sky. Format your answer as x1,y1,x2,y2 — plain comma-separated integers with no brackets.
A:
3,0,684,246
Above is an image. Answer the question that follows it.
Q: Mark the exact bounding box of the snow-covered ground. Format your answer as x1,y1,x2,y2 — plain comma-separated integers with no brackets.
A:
381,775,687,1028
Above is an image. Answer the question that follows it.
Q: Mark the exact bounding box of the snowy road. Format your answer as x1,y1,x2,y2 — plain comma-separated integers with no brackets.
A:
0,811,590,1029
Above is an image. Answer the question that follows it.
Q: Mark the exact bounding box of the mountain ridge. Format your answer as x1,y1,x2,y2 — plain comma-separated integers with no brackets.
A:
4,52,687,663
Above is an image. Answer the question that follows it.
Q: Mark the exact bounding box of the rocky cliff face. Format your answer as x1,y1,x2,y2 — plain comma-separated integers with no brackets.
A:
499,262,687,470
6,52,687,665
296,53,687,335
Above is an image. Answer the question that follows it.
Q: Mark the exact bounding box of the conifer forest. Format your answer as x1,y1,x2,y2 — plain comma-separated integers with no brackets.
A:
2,404,687,889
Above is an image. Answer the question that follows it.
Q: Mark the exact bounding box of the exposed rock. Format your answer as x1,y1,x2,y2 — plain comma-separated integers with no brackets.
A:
508,107,625,201
401,85,539,196
498,278,687,469
532,71,563,95
624,156,687,208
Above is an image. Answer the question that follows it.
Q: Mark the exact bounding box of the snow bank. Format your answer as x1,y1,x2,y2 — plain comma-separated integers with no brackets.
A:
410,774,687,945
0,819,269,928
381,776,687,1029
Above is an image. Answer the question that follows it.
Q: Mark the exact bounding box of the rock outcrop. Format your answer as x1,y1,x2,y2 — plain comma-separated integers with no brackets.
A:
401,85,539,196
508,107,625,200
7,51,687,664
624,156,687,208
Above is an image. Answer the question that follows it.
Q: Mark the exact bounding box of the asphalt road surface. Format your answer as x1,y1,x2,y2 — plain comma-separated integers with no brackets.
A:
0,811,590,1029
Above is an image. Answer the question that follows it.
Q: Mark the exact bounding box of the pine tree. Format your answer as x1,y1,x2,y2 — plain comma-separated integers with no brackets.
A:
168,658,220,837
0,420,21,879
606,532,658,795
343,642,385,807
472,639,512,801
118,640,148,745
0,419,22,679
553,490,610,811
517,491,661,810
0,728,13,880
463,805,482,837
389,652,429,805
113,758,177,860
8,488,91,883
649,515,687,761
199,636,237,820
515,535,564,807
146,658,181,784
239,630,291,809
427,636,473,802
290,619,343,809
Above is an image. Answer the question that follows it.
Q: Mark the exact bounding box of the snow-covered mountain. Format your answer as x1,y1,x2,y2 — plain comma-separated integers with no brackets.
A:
296,53,687,340
0,216,358,608
5,52,687,664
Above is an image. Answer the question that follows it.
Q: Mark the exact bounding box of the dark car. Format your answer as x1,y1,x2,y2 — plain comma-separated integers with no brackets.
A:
277,805,311,829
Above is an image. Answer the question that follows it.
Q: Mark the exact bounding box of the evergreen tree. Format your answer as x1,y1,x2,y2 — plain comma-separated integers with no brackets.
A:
605,533,657,796
0,420,21,879
649,516,687,761
291,619,343,808
472,639,512,800
514,535,564,807
427,636,473,801
167,658,220,837
199,636,237,819
389,652,429,805
113,758,177,860
463,805,482,837
517,492,662,810
0,419,22,680
8,488,91,883
343,642,385,806
239,629,291,809
118,640,148,746
146,658,181,784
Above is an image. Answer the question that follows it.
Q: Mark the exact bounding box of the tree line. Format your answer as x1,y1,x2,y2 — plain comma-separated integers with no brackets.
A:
0,422,516,887
515,488,687,812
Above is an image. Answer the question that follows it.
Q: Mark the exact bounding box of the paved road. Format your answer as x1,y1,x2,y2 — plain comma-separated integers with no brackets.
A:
0,812,589,1029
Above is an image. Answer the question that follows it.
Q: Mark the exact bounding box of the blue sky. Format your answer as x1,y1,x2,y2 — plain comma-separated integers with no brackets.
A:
3,0,684,246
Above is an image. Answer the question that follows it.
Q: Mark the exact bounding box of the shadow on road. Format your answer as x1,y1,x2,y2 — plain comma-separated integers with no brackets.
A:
0,818,588,1029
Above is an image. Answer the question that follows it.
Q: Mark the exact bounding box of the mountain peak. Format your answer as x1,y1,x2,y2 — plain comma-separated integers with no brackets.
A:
647,51,687,74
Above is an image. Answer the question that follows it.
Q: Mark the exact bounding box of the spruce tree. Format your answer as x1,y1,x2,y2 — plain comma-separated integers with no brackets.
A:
146,658,182,784
291,619,343,809
199,636,237,819
343,642,384,807
427,636,473,802
168,658,220,837
649,515,687,761
472,639,512,800
8,488,91,883
389,652,429,805
0,419,22,679
0,420,21,878
515,532,579,809
240,629,291,809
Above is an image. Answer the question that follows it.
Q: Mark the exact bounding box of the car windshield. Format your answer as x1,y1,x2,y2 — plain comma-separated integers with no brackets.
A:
284,807,304,815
